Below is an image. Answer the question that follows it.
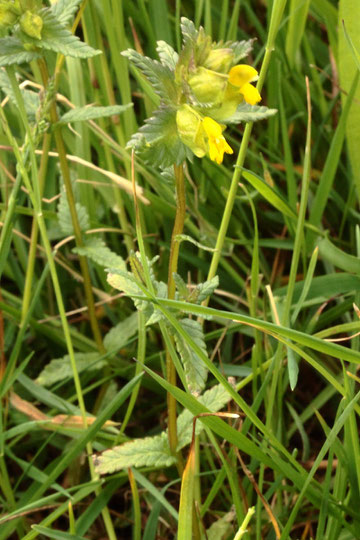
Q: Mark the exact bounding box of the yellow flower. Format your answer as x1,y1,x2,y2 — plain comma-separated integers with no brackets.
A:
202,117,233,164
228,65,261,106
176,106,233,164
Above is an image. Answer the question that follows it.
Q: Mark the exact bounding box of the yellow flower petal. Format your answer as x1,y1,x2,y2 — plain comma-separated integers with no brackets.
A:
202,116,223,138
239,83,262,105
202,117,233,164
228,65,258,88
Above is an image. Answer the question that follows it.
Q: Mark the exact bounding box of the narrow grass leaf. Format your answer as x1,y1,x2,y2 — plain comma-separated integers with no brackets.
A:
178,444,195,540
241,169,297,219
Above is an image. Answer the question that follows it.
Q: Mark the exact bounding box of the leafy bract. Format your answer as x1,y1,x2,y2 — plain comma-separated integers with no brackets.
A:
57,104,133,124
173,318,208,395
107,254,167,325
36,352,103,386
73,237,126,272
103,312,139,354
127,106,192,168
156,40,179,70
30,9,101,59
122,49,177,103
50,0,83,25
225,102,278,123
0,37,40,67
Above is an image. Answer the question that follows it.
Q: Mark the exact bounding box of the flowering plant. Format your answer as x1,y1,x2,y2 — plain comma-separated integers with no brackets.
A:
124,18,276,168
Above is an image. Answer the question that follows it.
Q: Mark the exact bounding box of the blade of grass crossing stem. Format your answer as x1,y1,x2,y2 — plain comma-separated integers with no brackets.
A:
285,0,311,67
315,447,334,540
0,375,142,539
178,441,196,540
128,468,141,540
339,0,360,200
241,169,297,219
205,0,288,287
151,298,360,365
291,246,318,324
280,391,360,539
139,363,326,502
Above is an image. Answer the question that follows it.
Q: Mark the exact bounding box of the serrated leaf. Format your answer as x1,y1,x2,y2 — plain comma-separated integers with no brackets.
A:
206,508,236,540
36,352,103,386
103,312,138,354
122,48,177,103
195,276,219,304
0,37,40,66
57,189,90,235
94,383,232,475
229,39,255,62
30,9,101,58
107,256,166,325
57,104,133,124
94,432,175,474
73,237,126,272
177,384,232,449
225,103,278,124
127,106,192,168
173,318,208,395
180,17,199,46
156,40,179,70
50,0,82,25
173,273,189,300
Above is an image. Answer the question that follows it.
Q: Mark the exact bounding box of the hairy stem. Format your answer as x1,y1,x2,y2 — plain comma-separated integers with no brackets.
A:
166,163,186,463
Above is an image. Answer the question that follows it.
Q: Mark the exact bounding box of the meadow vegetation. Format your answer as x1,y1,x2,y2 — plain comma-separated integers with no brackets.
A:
1,0,360,538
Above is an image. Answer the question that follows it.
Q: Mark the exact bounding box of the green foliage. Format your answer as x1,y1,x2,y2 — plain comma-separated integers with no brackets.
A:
156,40,179,70
127,106,192,168
225,102,278,123
72,237,126,272
32,9,101,58
122,48,177,104
103,312,138,354
173,318,209,395
57,104,133,124
57,188,90,235
0,37,40,66
50,0,82,26
94,384,232,475
36,352,103,386
94,432,175,474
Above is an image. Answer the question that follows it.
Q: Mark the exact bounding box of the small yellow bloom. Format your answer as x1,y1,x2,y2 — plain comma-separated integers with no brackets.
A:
202,117,233,164
228,65,261,106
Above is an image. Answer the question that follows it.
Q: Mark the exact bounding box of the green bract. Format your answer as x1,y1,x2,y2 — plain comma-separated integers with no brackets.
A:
125,17,277,168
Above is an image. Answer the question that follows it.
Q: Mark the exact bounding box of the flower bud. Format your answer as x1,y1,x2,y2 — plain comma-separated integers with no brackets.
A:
20,9,43,40
188,67,228,105
203,48,234,73
0,1,19,27
176,105,206,157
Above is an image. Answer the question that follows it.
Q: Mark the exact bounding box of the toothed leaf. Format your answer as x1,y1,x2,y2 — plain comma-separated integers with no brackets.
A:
173,318,208,395
127,106,192,169
73,237,126,272
225,103,278,124
122,48,177,103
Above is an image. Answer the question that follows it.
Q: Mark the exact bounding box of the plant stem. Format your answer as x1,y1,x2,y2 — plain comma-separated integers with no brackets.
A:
205,0,288,288
37,58,105,355
166,163,186,462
